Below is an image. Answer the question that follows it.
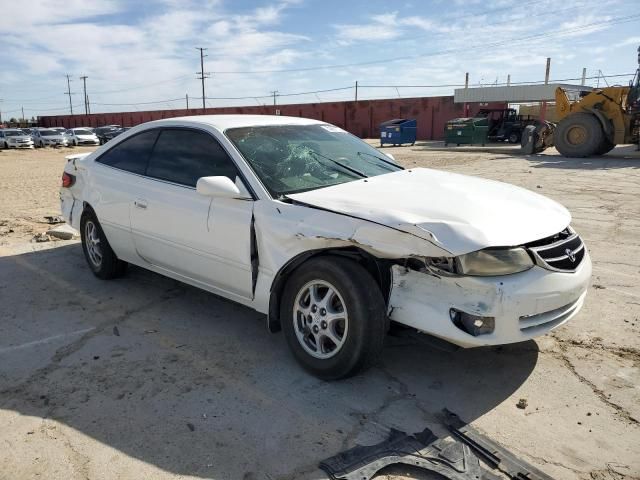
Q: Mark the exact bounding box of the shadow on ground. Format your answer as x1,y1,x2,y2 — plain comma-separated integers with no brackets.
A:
0,244,539,479
528,145,640,170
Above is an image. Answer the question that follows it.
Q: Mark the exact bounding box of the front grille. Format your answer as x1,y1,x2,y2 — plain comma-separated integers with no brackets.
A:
526,227,585,272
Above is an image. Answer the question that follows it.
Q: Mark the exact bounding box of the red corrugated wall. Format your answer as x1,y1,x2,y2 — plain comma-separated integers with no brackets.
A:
38,96,505,140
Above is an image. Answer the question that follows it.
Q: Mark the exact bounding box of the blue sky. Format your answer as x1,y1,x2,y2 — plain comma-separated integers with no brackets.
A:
0,0,638,118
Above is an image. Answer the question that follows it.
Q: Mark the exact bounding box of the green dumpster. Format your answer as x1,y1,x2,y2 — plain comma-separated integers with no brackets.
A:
444,117,488,146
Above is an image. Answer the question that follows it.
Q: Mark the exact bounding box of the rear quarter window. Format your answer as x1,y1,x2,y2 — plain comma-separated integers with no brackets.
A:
95,130,159,175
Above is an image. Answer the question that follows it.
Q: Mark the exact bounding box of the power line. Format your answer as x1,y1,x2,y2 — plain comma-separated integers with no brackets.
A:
92,97,185,106
207,14,640,74
359,73,637,89
23,70,637,113
91,74,193,95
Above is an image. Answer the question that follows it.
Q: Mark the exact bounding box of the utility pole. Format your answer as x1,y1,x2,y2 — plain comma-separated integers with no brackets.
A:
581,67,587,86
271,90,279,107
464,72,469,117
0,99,3,124
65,74,74,115
80,75,89,115
186,93,189,110
195,47,209,110
539,57,551,122
507,74,511,86
21,106,25,122
355,81,358,102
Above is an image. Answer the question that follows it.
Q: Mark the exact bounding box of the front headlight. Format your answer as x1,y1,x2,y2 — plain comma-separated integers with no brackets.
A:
457,248,533,276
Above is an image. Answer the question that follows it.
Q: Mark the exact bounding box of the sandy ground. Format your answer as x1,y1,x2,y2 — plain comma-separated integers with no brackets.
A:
0,142,639,480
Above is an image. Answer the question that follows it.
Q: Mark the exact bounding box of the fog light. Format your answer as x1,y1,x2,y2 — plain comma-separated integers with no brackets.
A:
449,308,495,336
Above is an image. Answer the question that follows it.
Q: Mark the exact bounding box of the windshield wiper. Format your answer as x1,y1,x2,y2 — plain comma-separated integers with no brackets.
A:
356,151,402,171
306,149,367,178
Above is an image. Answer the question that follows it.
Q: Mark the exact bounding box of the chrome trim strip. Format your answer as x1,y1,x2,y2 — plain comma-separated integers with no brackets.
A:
531,233,578,252
543,243,585,263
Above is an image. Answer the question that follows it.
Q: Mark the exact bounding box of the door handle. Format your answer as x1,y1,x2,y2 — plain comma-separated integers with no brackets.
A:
134,199,148,209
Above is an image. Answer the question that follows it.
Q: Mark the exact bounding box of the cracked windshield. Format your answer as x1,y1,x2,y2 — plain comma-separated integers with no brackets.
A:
226,124,402,197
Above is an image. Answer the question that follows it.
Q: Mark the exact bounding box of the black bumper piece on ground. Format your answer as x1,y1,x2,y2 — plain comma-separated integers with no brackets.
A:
320,410,557,480
443,409,555,480
319,426,497,480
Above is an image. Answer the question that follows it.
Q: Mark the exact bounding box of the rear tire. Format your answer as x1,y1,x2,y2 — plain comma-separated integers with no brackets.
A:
508,132,520,143
80,210,128,280
280,257,386,380
555,113,604,157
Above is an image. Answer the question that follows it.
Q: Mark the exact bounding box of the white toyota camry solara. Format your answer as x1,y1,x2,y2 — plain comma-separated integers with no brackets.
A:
60,115,592,379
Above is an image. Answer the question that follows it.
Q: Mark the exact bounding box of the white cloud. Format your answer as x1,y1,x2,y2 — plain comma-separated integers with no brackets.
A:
620,36,640,46
1,0,636,115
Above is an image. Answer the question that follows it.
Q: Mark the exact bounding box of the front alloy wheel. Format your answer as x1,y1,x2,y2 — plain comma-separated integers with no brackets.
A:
293,280,349,359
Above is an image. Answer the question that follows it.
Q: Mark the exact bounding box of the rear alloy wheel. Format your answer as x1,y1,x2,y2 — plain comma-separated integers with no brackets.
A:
555,112,604,157
281,257,386,380
80,210,128,280
508,132,520,144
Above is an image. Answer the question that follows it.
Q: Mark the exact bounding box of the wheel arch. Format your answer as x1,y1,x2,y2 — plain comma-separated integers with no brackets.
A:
81,201,96,216
582,107,613,141
267,247,392,333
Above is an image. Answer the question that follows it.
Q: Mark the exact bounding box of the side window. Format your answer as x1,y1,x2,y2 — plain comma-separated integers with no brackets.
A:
96,130,159,175
146,129,238,187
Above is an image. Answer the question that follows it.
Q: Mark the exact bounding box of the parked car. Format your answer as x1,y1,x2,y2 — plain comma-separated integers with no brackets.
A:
101,127,130,144
95,125,122,145
1,128,34,148
33,128,68,147
66,128,100,146
60,115,592,379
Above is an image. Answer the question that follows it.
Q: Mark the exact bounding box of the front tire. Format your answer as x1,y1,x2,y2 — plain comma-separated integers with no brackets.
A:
80,210,128,279
595,138,615,155
280,257,386,380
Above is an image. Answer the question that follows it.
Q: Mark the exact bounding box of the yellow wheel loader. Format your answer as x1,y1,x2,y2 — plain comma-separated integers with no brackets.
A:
526,46,640,157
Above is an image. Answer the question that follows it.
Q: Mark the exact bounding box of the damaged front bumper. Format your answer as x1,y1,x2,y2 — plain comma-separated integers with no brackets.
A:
387,250,592,347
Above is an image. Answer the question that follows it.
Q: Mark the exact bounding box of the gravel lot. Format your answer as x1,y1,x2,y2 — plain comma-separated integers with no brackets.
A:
0,142,639,480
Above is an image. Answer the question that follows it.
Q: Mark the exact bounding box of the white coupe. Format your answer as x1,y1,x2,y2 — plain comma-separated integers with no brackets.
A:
60,115,591,379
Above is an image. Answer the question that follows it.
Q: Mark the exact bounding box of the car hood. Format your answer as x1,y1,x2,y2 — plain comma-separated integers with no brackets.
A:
287,168,571,255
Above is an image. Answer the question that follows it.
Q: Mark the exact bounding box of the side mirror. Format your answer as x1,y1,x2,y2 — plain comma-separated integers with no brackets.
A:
196,176,245,199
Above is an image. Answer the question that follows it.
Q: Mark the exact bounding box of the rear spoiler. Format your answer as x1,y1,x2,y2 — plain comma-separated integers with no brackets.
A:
65,152,91,163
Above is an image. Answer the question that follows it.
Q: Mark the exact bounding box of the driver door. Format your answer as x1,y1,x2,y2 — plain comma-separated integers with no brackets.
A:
129,127,255,301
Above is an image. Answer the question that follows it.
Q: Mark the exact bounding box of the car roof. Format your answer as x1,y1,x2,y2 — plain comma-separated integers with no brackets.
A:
145,114,325,131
